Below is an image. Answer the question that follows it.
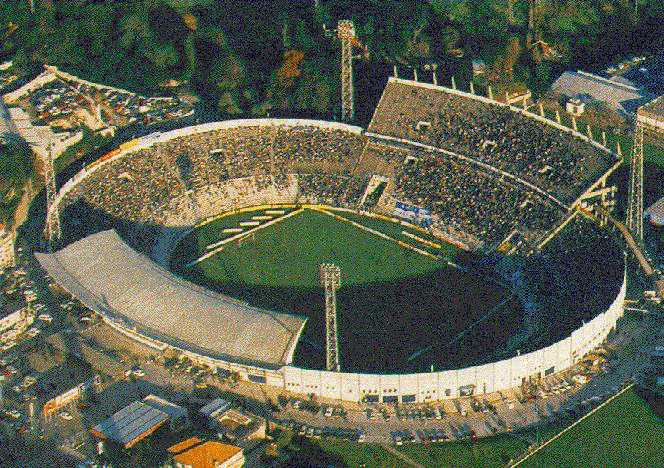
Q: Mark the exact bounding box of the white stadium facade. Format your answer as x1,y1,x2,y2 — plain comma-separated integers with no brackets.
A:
36,78,627,403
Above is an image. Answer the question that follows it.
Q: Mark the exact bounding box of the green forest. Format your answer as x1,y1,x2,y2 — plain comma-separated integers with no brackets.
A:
1,0,662,119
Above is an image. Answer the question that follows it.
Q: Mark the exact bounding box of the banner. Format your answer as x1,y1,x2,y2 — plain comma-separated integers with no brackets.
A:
394,201,433,227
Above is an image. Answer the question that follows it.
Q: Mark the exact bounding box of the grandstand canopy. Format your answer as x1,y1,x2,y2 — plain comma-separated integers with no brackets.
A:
36,230,307,368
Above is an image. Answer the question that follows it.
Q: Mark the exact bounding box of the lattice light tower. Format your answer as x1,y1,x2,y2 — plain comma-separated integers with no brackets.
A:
337,20,356,122
627,98,664,244
320,263,341,372
43,144,61,251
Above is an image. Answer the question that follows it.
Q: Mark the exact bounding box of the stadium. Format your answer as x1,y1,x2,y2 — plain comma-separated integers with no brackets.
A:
35,78,627,403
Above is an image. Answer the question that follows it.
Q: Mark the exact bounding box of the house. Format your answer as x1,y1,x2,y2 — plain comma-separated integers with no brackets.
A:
199,398,265,442
167,437,244,468
551,70,654,117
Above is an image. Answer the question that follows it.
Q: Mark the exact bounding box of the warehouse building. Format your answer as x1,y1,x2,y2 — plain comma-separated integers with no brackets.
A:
91,395,188,449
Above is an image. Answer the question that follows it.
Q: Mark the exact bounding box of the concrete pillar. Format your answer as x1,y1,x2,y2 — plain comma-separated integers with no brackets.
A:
393,64,398,78
539,103,545,117
432,70,438,86
617,142,622,156
451,76,456,90
413,68,418,82
602,130,607,147
469,81,475,94
555,110,561,124
488,86,494,100
571,116,577,132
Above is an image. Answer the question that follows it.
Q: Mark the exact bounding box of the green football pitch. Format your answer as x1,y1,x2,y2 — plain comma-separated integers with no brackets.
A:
171,207,520,373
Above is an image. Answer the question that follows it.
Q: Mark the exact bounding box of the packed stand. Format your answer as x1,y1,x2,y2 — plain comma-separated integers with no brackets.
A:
57,124,370,247
368,80,616,204
389,147,563,250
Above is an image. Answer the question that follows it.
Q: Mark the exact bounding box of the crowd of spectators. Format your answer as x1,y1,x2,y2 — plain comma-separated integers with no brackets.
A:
531,215,624,343
368,81,616,204
390,147,563,249
58,124,370,238
56,121,570,256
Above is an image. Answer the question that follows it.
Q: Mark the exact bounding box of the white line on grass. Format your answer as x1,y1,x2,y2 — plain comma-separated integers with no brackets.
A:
186,208,305,267
510,382,636,467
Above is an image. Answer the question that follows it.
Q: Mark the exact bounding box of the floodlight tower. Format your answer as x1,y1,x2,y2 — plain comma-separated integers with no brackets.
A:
337,20,356,122
626,124,644,243
43,144,61,251
320,263,341,372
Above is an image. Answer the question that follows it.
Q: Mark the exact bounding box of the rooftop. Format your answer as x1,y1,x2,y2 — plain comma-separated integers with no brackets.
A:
36,230,307,368
168,437,203,454
91,400,169,448
172,441,242,468
551,70,655,115
199,398,232,419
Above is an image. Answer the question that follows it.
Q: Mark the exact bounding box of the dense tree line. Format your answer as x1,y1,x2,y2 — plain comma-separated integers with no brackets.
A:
0,0,662,119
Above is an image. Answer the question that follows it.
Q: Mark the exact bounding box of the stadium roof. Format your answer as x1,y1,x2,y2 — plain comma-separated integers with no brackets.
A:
91,400,170,448
36,230,307,368
551,70,655,115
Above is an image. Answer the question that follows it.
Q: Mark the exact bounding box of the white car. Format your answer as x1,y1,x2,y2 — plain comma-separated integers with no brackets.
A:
59,412,73,421
324,407,333,417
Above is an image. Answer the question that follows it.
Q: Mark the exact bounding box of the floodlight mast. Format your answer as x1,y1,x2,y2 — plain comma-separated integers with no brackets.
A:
320,263,341,372
337,20,356,123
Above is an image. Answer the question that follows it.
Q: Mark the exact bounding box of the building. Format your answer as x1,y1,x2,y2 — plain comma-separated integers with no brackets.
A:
168,438,244,468
91,395,188,449
0,226,15,270
647,198,664,227
198,399,265,442
551,70,654,117
199,398,232,424
471,59,486,76
566,98,586,116
638,95,664,135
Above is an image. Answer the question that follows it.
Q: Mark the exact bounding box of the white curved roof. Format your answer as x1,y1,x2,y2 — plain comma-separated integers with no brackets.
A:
36,230,306,368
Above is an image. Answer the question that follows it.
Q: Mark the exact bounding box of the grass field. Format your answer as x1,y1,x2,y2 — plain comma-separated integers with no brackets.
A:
274,423,566,467
171,206,518,373
520,386,664,467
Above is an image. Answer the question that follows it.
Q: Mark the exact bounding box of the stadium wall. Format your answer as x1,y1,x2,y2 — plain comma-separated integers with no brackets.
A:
86,269,625,403
282,271,625,403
